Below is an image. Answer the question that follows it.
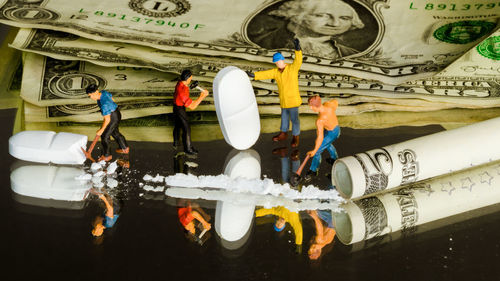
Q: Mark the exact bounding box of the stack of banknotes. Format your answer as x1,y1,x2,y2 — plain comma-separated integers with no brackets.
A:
0,0,499,142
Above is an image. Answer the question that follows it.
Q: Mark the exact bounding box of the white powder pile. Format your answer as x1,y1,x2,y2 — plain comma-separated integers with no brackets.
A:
164,173,341,200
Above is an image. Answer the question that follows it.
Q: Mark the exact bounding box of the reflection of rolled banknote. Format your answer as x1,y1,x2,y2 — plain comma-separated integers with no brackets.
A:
333,116,500,199
333,160,500,245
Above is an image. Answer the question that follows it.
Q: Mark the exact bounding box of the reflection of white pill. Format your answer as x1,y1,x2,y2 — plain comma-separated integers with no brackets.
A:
213,66,260,150
9,131,87,164
10,165,91,201
215,150,260,243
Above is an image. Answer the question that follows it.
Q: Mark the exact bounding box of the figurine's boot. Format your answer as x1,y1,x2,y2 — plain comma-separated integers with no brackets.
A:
303,170,318,183
326,157,336,165
98,155,112,162
116,147,129,154
272,132,288,142
184,135,198,158
272,147,288,158
291,135,299,147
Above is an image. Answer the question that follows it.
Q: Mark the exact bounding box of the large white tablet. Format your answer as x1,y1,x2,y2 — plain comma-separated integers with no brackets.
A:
10,165,91,201
213,66,260,150
9,130,87,164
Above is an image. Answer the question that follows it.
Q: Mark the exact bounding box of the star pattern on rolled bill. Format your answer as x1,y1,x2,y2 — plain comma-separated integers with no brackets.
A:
440,181,456,195
479,171,494,186
415,183,434,197
460,177,475,192
494,164,500,175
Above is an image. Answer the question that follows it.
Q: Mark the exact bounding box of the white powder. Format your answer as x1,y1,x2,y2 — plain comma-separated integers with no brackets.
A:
90,162,102,172
107,177,118,188
143,174,165,183
143,185,165,192
165,186,344,212
92,171,105,178
165,173,341,200
75,173,92,181
106,161,118,174
185,161,198,168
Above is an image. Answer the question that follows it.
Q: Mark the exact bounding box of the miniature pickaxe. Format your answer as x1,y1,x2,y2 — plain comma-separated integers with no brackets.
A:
290,154,311,187
81,135,99,162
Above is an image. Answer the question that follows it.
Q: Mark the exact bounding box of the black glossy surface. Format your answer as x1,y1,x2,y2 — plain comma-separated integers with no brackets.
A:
2,106,500,281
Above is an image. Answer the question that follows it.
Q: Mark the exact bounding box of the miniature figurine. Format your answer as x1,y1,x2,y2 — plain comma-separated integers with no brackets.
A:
305,95,340,181
255,206,303,253
248,38,303,147
90,188,121,237
307,209,336,260
86,84,129,162
173,69,209,158
178,202,211,235
273,147,300,183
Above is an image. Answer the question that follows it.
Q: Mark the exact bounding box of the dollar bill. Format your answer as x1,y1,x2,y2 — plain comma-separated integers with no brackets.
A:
13,28,500,106
23,99,209,122
0,26,22,109
21,52,197,106
24,107,500,142
23,113,319,142
26,98,489,123
437,28,500,78
0,0,498,84
22,52,500,112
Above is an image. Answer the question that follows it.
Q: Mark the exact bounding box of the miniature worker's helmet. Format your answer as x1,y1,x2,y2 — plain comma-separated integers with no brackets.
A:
272,52,285,63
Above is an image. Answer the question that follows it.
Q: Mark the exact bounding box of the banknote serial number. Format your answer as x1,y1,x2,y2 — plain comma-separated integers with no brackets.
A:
409,2,499,10
74,9,204,30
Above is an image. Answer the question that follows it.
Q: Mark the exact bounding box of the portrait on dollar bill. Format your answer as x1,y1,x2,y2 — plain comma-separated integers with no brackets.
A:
247,0,378,59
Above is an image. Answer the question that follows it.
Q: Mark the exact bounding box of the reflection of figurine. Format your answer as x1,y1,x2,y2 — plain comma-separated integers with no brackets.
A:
255,206,303,252
305,95,340,181
178,201,211,237
172,70,209,158
273,147,300,185
86,84,129,162
90,188,121,237
308,209,335,260
248,39,302,147
248,0,365,58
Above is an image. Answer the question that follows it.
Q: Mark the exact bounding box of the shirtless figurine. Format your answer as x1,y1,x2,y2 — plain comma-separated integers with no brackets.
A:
305,95,340,181
307,209,336,260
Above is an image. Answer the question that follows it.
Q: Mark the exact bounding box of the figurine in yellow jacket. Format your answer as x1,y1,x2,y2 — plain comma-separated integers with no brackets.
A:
255,206,303,253
248,39,303,147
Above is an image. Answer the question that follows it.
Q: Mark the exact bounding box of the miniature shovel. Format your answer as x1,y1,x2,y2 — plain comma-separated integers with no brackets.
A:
290,154,311,187
81,135,99,162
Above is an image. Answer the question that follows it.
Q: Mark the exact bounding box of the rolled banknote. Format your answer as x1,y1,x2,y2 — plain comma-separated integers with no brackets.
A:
332,116,500,199
0,0,498,84
333,160,500,245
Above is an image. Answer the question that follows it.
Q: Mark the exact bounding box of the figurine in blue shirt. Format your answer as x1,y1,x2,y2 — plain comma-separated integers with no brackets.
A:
86,84,129,162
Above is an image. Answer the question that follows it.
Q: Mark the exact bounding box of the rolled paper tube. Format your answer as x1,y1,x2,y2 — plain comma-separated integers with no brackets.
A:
333,160,500,245
332,116,500,199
